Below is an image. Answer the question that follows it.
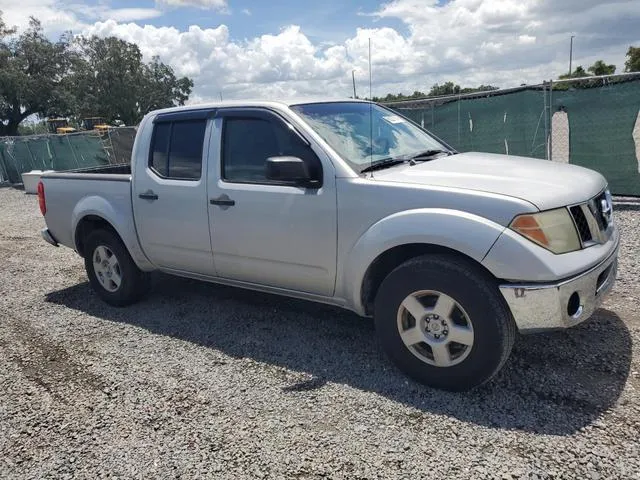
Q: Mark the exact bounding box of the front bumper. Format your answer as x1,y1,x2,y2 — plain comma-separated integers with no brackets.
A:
499,241,619,333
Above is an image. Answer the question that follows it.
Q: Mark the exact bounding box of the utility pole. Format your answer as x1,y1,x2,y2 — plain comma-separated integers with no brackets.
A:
569,35,575,76
352,70,357,98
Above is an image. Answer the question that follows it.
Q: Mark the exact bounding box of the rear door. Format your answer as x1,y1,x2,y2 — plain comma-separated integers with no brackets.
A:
206,108,337,296
133,109,216,275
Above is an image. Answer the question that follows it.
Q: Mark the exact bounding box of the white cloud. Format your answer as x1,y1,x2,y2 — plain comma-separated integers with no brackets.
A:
0,0,161,33
155,0,228,11
67,4,163,23
518,35,536,45
94,8,162,23
83,20,352,98
369,0,639,88
2,0,639,103
241,8,251,16
0,0,85,33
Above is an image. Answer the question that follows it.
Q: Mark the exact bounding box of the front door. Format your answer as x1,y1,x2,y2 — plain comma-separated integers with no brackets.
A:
207,108,337,296
133,110,215,276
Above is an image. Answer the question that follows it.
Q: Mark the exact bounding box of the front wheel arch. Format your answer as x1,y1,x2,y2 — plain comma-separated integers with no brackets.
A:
361,243,499,316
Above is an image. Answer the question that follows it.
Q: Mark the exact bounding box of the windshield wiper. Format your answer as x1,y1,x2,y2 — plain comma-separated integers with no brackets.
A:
360,158,408,174
407,149,453,161
360,149,453,174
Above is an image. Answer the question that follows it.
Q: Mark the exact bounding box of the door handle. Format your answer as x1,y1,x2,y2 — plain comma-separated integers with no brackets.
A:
139,191,159,200
210,195,235,207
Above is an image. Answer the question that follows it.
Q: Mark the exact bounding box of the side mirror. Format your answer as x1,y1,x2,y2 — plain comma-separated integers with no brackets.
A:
265,156,320,188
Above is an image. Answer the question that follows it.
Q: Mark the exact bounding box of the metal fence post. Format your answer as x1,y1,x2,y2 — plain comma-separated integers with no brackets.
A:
66,134,81,169
23,139,42,170
0,145,10,182
108,129,117,164
431,101,435,129
45,137,54,170
548,79,554,162
543,81,549,160
457,94,461,146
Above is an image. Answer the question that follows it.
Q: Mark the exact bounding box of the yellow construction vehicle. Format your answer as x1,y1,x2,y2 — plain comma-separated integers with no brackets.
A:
46,118,77,134
82,117,111,133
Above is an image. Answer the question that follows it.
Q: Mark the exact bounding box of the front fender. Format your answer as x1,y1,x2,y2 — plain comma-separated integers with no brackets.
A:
482,222,620,282
339,208,506,315
71,195,154,271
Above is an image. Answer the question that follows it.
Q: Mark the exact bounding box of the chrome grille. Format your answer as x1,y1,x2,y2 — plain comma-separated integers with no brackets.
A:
593,191,611,229
569,190,613,247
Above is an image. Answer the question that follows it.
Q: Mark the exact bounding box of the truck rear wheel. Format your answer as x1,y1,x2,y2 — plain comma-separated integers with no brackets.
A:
84,229,149,307
374,254,515,391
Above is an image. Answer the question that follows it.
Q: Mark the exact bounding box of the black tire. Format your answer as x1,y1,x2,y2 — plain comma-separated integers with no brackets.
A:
84,229,150,307
374,254,516,391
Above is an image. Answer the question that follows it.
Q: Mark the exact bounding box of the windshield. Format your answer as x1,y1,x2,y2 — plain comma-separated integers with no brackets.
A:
290,102,450,173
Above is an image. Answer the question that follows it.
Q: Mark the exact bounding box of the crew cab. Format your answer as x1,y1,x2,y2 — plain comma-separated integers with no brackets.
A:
37,99,619,391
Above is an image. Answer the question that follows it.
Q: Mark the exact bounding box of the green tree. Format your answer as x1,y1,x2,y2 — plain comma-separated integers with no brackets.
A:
0,14,76,136
72,36,193,126
373,84,498,103
463,84,499,93
587,60,616,76
138,56,194,115
559,65,588,79
625,46,640,72
429,82,461,96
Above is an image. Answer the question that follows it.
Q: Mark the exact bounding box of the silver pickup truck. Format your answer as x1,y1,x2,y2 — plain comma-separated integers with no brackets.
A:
38,99,619,391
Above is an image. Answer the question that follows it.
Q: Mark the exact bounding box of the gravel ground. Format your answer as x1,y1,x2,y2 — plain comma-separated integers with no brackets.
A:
0,186,638,480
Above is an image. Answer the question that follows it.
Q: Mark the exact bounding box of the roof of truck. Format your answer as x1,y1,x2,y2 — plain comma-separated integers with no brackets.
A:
148,97,372,117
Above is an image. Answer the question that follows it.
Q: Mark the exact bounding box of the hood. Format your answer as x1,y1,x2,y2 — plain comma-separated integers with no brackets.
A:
371,152,607,211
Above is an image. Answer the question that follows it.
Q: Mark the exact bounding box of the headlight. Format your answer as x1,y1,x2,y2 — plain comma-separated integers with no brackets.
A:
510,208,581,254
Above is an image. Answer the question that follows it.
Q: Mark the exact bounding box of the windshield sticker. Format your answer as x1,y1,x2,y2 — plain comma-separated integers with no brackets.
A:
382,115,406,124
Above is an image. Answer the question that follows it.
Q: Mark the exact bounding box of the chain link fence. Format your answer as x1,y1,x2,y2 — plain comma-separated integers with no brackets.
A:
0,127,136,185
385,72,640,196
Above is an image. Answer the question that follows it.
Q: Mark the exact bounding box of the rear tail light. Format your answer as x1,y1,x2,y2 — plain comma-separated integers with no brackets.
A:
37,181,46,215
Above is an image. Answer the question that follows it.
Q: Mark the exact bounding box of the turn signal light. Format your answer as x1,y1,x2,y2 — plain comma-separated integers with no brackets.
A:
510,214,549,246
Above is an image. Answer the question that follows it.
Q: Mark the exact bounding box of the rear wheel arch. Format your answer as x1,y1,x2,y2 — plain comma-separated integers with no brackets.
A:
74,215,122,258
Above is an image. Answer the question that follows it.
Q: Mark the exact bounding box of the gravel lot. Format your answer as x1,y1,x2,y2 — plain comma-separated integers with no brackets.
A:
0,186,639,479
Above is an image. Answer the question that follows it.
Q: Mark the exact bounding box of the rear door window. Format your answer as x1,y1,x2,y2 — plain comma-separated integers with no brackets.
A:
150,119,206,180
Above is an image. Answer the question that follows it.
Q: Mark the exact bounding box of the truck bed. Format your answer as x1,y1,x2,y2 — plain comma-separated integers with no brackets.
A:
75,164,131,175
40,165,135,253
44,163,131,179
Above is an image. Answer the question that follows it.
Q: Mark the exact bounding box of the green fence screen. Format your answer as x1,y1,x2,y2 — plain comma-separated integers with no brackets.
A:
0,127,135,184
549,80,640,196
390,77,640,196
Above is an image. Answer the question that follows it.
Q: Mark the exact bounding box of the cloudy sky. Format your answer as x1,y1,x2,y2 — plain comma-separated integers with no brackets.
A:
1,0,639,102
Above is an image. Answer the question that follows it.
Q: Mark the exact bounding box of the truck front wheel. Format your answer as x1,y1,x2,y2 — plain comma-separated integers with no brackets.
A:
84,229,149,307
374,254,516,391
